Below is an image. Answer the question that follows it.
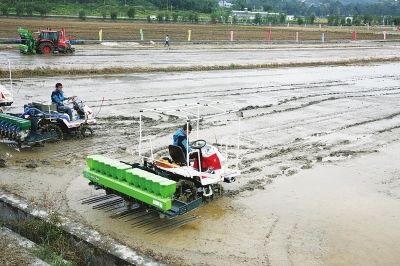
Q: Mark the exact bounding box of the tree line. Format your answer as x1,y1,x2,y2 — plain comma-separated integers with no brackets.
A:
234,0,400,18
0,0,400,25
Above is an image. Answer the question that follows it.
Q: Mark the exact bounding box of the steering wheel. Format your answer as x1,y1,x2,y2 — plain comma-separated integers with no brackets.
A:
190,139,207,150
68,96,78,102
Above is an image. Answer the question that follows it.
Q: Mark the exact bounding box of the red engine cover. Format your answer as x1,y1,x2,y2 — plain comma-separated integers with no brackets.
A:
193,153,222,171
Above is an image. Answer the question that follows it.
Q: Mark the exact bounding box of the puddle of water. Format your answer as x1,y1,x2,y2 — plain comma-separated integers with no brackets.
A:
101,42,140,46
241,143,400,265
194,202,227,220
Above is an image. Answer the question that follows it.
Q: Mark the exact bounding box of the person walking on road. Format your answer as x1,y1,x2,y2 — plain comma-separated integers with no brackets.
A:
164,35,169,46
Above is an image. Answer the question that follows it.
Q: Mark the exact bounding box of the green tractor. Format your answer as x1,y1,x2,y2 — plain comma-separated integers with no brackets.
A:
17,28,75,54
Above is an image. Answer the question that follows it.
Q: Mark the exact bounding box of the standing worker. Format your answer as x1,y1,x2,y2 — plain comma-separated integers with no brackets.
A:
164,35,169,46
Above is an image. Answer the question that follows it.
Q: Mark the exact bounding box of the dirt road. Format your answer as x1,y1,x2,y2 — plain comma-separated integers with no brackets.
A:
1,43,400,265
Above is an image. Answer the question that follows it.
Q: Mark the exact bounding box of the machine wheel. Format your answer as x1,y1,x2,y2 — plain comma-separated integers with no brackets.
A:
38,43,54,54
123,199,135,208
37,119,50,129
38,124,63,142
17,139,22,149
212,183,224,198
174,180,198,203
203,183,224,203
66,48,73,54
80,125,93,138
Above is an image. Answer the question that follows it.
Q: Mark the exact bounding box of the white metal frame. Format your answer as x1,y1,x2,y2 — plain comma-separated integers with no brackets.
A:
139,99,242,175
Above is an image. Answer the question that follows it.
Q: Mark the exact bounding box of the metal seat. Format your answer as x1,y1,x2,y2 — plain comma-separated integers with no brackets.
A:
51,102,67,114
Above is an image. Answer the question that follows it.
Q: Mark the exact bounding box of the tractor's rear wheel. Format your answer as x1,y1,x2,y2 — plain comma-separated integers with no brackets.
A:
174,180,198,203
38,43,54,54
38,124,63,143
37,119,49,129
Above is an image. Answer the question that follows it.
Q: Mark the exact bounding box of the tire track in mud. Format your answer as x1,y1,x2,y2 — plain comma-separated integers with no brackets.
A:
238,104,400,181
4,68,400,182
264,217,329,266
10,70,398,112
379,173,400,200
248,101,400,141
243,88,400,117
82,73,399,111
4,80,400,194
231,77,400,185
74,81,400,189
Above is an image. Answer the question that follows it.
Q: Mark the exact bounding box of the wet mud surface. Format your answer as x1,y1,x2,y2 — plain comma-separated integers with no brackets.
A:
1,44,400,265
1,42,400,71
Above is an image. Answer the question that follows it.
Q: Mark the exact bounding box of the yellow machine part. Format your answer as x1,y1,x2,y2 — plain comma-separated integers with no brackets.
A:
153,158,180,169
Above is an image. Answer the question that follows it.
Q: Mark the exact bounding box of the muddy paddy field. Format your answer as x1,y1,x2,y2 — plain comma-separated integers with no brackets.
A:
1,18,400,266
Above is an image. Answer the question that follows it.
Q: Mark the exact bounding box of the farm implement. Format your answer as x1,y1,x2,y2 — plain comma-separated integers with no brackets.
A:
0,112,57,145
84,100,243,219
1,97,95,147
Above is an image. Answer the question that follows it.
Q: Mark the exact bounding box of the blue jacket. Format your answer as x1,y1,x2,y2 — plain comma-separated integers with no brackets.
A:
51,89,68,106
173,128,191,153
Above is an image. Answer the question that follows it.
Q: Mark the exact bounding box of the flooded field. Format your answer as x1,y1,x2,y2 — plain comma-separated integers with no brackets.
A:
1,42,400,71
1,43,400,265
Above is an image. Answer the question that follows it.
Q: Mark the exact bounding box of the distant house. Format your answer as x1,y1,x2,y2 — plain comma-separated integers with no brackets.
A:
345,17,353,24
230,9,279,20
286,15,294,21
218,1,234,8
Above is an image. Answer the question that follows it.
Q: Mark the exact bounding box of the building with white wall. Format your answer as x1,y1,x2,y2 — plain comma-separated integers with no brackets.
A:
230,9,279,19
286,15,294,21
218,1,234,8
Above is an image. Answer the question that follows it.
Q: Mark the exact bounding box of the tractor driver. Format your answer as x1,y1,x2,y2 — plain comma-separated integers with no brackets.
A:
172,123,198,159
51,83,75,121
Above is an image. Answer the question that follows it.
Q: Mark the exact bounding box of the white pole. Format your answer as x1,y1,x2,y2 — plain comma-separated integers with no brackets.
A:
186,120,190,166
150,139,153,160
236,117,241,170
225,140,228,168
196,106,199,140
8,59,13,98
139,110,142,159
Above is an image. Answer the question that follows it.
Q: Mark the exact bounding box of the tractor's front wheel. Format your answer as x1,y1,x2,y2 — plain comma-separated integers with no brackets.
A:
38,43,54,54
80,125,93,137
